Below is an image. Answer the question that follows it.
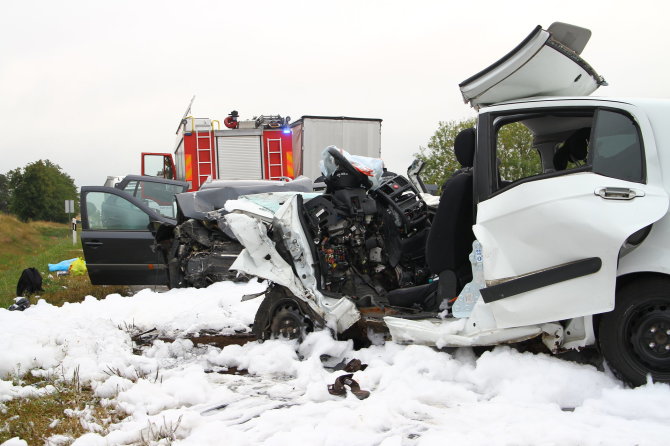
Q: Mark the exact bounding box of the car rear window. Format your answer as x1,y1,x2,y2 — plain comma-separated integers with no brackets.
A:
591,110,644,183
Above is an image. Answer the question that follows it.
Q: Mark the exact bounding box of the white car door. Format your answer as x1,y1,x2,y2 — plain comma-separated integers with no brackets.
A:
459,22,606,109
473,105,669,328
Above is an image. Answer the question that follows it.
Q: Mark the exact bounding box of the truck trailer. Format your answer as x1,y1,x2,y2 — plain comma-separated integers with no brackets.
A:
290,116,382,180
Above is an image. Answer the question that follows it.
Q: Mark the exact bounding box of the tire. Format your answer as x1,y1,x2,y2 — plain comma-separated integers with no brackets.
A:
270,305,311,341
252,285,324,342
598,277,670,386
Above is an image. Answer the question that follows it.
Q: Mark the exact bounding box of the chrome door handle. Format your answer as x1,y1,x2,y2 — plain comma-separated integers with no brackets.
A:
595,187,645,200
84,241,103,247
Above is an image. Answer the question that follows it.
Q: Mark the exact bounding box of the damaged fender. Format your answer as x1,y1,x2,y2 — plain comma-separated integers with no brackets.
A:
226,207,360,333
226,213,306,298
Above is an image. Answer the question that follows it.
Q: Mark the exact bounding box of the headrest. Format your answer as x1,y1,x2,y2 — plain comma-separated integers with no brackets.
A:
553,127,590,170
454,127,476,168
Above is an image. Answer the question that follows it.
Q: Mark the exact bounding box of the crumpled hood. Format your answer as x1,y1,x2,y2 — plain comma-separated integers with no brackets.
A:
176,177,314,220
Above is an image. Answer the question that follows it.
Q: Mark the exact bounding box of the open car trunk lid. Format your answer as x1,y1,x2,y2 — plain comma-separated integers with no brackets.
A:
459,22,607,109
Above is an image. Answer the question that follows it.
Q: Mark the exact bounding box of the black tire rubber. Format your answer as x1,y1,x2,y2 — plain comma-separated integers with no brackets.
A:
598,277,670,386
270,305,310,340
252,285,325,342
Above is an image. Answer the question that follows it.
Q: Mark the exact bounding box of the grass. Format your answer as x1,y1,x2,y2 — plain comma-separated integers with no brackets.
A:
0,369,127,445
0,214,137,444
0,213,129,309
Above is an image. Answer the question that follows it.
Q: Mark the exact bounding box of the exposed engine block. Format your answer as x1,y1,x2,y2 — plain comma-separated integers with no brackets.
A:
303,176,430,301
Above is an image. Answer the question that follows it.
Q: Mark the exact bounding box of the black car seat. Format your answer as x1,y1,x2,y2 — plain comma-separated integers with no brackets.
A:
553,127,590,171
386,128,477,310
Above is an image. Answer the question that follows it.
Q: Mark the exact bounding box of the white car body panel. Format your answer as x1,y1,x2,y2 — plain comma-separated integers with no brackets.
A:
224,199,275,223
560,316,596,350
618,218,670,277
473,98,670,328
384,316,544,347
474,174,668,328
615,99,670,277
459,23,605,109
226,198,360,333
226,213,308,299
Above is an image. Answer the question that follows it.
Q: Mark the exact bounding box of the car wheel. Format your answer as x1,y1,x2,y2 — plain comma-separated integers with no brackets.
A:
270,304,311,340
598,277,670,386
252,285,324,342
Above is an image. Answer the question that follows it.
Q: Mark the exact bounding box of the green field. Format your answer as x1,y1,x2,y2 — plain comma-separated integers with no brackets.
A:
0,213,128,309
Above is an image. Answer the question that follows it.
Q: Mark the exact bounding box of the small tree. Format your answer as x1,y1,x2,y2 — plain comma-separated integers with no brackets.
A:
8,160,78,223
0,173,9,213
416,118,537,190
416,118,476,189
495,121,538,182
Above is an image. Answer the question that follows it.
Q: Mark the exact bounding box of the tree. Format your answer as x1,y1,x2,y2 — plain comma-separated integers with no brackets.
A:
495,121,539,183
8,160,78,223
415,118,538,190
415,118,476,189
0,173,9,213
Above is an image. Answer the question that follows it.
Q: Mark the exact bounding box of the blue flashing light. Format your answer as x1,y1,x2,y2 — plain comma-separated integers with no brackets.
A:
283,128,292,134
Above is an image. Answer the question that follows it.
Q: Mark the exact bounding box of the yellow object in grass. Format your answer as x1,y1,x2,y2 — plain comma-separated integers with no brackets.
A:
68,258,87,276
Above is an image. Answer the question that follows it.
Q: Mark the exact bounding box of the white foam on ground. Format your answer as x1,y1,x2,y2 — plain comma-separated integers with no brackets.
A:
1,281,669,445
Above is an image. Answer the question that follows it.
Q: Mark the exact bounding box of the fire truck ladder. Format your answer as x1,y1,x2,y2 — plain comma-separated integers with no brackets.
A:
266,138,284,180
192,118,220,185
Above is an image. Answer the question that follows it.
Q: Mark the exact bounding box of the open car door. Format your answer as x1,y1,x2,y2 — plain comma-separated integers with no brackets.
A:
472,104,669,328
80,176,188,285
459,22,607,109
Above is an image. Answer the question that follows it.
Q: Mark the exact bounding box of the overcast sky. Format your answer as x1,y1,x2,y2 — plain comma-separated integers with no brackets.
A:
1,0,669,189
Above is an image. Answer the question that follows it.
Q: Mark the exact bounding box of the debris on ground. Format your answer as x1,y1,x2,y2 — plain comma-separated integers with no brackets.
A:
328,373,371,400
68,257,87,276
8,296,30,311
47,258,78,272
16,267,43,296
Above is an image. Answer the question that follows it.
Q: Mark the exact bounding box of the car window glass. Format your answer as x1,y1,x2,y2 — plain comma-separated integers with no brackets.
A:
495,121,542,186
121,180,181,219
122,181,138,195
143,154,175,179
490,111,597,194
144,154,166,177
591,110,643,183
86,192,150,230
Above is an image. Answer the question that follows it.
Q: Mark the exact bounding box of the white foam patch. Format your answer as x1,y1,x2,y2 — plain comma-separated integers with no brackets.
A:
1,280,669,445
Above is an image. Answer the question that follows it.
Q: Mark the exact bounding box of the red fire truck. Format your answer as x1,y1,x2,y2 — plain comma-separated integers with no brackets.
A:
142,110,294,191
141,102,382,191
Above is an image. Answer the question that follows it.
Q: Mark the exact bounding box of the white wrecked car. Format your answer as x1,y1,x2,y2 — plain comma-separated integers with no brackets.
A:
226,22,670,386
